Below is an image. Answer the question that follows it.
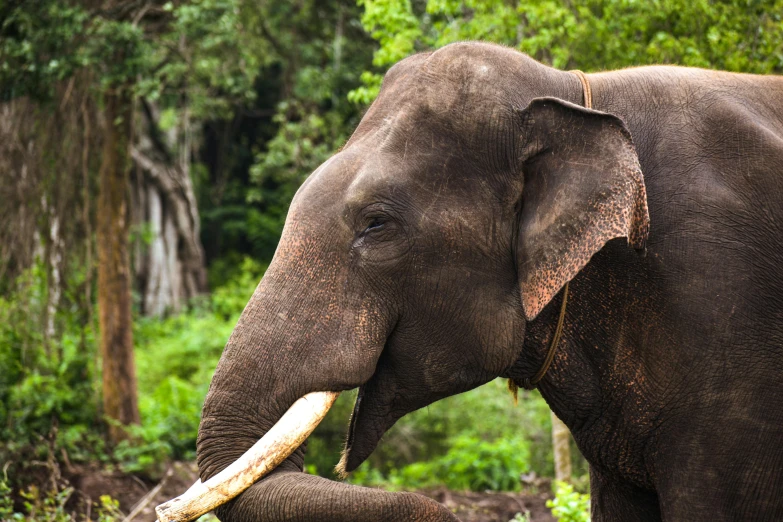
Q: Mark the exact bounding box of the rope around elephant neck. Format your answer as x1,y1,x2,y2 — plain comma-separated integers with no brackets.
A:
572,70,593,109
521,282,568,389
520,71,591,390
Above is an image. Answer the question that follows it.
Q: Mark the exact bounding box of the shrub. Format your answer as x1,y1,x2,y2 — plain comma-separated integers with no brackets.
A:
0,261,105,484
347,379,552,492
117,257,264,475
390,433,531,491
0,475,122,521
547,481,590,522
0,255,265,480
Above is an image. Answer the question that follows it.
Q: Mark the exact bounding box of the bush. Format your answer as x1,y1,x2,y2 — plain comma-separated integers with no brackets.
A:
347,379,553,492
117,257,265,475
0,475,123,521
0,255,264,480
547,481,590,522
390,433,530,491
0,260,105,484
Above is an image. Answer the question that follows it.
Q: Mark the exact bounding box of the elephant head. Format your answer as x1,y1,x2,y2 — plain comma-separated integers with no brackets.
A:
193,42,648,522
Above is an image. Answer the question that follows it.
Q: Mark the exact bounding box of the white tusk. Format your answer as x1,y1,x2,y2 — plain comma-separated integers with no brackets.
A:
155,391,340,522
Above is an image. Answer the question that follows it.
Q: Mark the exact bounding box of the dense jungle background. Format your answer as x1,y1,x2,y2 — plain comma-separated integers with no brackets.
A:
1,0,782,520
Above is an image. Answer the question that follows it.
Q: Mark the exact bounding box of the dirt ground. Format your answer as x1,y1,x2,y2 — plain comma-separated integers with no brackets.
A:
420,489,555,522
67,462,554,522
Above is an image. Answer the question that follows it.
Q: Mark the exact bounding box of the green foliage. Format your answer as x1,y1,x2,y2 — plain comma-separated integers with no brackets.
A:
345,380,554,491
138,0,263,118
0,254,264,480
1,0,261,120
348,0,422,103
389,433,531,491
547,481,591,522
117,257,265,475
20,485,75,522
0,2,89,100
0,1,147,98
0,478,16,521
350,0,783,104
247,108,351,257
0,260,104,481
0,475,123,521
197,1,374,263
96,495,123,522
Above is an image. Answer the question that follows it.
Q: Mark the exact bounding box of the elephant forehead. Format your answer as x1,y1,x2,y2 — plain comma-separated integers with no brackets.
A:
291,154,358,209
344,164,399,206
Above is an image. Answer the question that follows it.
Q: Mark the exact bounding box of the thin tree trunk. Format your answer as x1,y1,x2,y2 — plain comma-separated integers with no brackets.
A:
552,411,572,483
97,89,140,442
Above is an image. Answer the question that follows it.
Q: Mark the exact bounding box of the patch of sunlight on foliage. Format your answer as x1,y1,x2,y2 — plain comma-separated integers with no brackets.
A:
547,481,590,522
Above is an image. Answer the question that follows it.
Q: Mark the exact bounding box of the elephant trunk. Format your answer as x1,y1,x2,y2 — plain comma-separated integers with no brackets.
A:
166,216,457,521
203,471,458,522
187,395,457,522
187,355,456,522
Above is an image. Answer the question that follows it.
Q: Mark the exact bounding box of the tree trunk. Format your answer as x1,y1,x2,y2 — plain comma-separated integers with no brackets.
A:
551,411,572,483
130,102,207,317
97,89,140,441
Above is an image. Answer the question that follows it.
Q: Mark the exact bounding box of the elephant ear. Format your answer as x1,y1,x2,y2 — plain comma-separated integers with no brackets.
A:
516,97,649,320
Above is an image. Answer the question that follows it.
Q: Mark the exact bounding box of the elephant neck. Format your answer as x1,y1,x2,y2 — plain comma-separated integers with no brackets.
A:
519,250,658,489
513,70,594,391
505,63,658,488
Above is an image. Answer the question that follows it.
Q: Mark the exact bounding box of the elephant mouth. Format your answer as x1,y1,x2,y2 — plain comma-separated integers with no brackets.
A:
344,384,365,457
338,371,401,475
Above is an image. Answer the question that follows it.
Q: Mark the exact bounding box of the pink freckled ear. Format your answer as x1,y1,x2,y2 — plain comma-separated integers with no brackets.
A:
514,98,649,320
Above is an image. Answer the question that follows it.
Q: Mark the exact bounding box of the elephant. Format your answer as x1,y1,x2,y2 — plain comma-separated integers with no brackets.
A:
193,42,783,521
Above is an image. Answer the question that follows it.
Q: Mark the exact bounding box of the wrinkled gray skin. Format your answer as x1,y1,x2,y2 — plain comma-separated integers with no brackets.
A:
197,42,783,521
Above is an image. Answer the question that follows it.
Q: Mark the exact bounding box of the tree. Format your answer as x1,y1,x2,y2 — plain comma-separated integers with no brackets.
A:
350,0,783,101
0,0,262,442
0,1,146,442
97,84,141,438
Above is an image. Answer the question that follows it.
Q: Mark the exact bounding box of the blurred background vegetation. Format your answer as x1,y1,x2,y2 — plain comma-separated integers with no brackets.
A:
1,0,781,519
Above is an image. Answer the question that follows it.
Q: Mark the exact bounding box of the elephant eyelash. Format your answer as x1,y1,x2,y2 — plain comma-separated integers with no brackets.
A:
354,217,391,245
364,218,385,234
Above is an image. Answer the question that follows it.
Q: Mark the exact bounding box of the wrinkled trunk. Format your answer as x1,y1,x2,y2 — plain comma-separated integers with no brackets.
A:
194,200,457,522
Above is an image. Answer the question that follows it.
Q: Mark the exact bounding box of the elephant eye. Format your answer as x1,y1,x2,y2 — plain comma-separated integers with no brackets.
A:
363,218,385,234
